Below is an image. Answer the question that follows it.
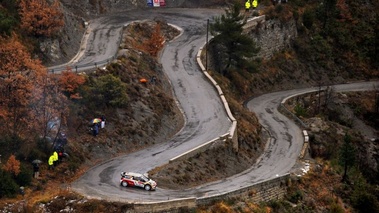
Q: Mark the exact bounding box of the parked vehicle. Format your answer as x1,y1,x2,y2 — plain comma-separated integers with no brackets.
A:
120,172,157,191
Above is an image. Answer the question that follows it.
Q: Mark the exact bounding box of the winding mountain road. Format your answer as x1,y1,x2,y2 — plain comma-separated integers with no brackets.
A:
66,8,379,202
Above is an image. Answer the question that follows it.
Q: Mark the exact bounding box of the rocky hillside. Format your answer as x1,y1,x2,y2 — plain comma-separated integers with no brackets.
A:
1,0,378,212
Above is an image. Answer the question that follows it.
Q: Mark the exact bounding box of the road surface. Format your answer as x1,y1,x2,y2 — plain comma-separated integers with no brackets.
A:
68,8,379,202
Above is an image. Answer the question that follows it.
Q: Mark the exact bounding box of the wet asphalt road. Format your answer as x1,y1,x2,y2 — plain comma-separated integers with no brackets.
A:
68,8,379,202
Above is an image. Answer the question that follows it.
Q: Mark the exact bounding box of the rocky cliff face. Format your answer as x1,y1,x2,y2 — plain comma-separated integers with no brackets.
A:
42,5,86,66
247,18,297,60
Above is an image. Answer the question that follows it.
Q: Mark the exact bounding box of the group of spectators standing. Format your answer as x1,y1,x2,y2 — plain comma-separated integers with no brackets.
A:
245,0,258,12
91,116,106,137
46,133,67,172
48,151,59,170
245,0,288,12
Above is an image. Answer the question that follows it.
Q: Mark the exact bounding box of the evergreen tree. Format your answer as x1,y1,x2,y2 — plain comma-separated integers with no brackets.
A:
0,169,18,198
210,3,259,75
318,0,338,31
339,133,355,182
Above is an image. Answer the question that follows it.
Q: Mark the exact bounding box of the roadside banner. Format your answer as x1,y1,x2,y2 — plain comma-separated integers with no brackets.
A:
153,0,160,7
147,0,153,7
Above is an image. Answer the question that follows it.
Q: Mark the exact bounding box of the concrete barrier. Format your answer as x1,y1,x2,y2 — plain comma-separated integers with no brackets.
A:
166,40,240,163
169,134,229,163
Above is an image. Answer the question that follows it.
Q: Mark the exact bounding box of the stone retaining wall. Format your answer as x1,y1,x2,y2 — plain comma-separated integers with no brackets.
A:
245,16,298,60
132,198,196,213
196,174,289,206
129,174,289,213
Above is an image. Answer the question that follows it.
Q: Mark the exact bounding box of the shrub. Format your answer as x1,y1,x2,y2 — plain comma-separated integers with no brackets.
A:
15,164,33,187
81,74,128,110
68,160,80,173
288,190,303,203
351,191,379,213
0,169,19,198
302,9,315,29
28,147,47,163
19,0,64,37
0,11,17,35
294,103,307,117
329,201,344,213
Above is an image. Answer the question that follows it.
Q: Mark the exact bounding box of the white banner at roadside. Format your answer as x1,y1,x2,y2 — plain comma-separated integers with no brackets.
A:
153,0,160,7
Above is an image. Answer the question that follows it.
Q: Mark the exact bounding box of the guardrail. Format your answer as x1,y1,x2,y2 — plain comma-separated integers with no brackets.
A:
48,56,117,73
197,42,238,147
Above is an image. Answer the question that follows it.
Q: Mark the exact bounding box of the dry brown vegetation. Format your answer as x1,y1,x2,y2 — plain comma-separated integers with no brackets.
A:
1,0,379,211
19,0,64,37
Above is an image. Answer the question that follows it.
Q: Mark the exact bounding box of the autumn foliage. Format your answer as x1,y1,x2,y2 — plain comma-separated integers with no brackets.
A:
59,69,86,99
19,0,64,37
2,154,21,176
140,23,165,57
0,34,47,137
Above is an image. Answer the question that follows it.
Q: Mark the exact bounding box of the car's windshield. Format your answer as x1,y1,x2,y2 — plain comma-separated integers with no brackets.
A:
141,175,149,182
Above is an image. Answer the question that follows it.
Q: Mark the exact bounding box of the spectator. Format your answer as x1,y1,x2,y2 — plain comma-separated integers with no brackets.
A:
245,0,251,13
93,123,99,136
48,155,54,170
53,151,58,166
19,186,24,197
101,116,105,129
252,0,258,9
33,163,39,178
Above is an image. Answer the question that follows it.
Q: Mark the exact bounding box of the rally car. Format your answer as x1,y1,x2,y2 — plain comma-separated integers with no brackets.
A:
120,172,157,191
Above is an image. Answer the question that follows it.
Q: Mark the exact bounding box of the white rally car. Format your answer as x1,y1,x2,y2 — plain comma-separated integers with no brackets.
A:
120,172,157,191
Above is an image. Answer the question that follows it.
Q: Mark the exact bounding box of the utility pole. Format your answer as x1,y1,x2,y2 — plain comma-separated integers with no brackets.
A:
206,19,209,71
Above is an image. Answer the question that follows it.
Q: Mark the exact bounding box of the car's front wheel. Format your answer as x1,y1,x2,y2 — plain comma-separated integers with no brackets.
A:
144,184,151,191
121,181,128,187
